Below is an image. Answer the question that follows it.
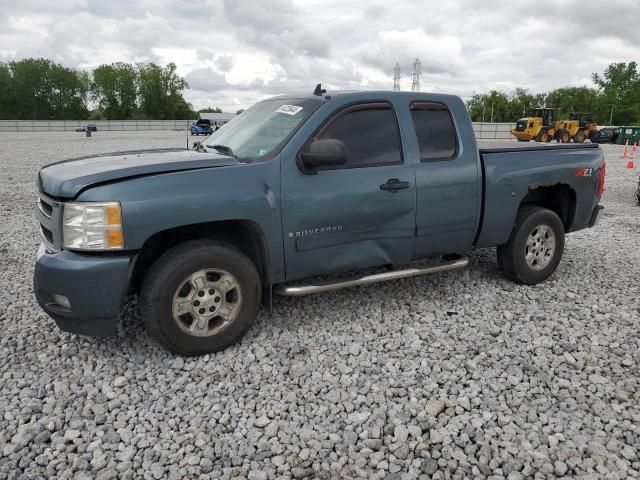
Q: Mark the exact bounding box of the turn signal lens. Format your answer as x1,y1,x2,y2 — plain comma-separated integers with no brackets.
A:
106,204,122,225
106,229,124,249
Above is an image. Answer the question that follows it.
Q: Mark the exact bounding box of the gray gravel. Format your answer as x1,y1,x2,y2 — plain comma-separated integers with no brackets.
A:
1,131,639,479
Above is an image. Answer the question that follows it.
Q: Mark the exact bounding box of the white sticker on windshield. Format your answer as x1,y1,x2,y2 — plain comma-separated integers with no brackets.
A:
276,105,303,116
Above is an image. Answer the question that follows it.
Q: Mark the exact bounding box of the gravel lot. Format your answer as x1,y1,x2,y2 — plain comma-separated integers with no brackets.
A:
0,131,639,480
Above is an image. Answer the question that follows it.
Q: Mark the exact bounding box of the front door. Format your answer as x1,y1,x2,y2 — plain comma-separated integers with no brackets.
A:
280,101,417,281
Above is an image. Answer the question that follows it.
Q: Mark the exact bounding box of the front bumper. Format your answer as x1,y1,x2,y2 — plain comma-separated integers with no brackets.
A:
192,128,213,135
34,243,135,336
510,130,534,141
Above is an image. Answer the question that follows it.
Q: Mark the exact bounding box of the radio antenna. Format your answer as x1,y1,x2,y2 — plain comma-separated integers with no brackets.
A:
313,83,326,96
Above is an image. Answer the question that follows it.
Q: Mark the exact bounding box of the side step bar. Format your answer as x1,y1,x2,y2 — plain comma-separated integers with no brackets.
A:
274,255,469,296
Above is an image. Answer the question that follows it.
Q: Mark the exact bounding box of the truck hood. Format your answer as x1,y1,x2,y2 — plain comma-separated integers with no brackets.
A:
38,148,241,198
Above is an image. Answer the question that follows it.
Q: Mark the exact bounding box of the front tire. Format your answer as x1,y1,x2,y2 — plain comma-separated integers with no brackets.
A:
497,206,565,285
140,240,261,355
535,130,550,143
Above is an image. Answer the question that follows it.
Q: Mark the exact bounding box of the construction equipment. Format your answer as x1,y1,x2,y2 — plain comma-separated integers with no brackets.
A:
511,108,557,142
554,113,598,143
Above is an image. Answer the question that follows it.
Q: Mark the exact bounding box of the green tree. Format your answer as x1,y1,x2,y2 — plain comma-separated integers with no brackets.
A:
467,93,488,122
467,90,512,122
48,64,90,120
198,106,223,113
0,62,14,119
593,62,640,124
137,62,192,119
5,58,88,120
545,87,600,121
91,63,138,119
509,88,546,119
10,58,54,119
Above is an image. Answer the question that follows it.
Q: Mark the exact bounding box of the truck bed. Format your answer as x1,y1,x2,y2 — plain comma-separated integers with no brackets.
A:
475,141,603,249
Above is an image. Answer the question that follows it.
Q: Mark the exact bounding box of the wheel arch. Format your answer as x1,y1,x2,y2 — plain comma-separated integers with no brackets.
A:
519,183,576,231
130,219,270,295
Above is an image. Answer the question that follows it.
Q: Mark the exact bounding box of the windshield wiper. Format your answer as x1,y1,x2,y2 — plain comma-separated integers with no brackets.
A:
209,144,237,158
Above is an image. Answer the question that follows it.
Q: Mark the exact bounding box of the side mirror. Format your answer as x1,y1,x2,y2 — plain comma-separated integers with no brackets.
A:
299,139,348,170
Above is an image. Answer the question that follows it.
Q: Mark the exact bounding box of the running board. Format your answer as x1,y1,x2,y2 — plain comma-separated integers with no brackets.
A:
274,255,469,296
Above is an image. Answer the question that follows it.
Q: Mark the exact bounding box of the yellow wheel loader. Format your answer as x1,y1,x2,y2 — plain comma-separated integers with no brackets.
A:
554,113,598,143
511,108,557,142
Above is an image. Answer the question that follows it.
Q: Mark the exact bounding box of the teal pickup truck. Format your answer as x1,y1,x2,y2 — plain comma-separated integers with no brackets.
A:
34,86,605,355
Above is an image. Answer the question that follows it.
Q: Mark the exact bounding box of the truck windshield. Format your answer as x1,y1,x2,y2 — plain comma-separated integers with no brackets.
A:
201,98,323,161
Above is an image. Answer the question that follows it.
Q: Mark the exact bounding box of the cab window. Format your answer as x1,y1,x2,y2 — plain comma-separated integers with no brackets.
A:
410,102,457,161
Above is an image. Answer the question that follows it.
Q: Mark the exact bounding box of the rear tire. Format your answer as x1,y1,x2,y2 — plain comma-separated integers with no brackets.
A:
556,129,570,143
497,206,565,285
140,240,261,355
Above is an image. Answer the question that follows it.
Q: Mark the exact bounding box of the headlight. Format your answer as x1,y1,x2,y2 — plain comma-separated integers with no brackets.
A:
62,202,124,250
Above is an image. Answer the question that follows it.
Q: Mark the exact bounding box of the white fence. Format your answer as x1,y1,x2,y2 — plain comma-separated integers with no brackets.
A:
0,119,515,139
0,120,191,132
472,122,513,139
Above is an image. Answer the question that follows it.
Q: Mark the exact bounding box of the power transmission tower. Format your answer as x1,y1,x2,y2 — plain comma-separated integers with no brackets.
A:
411,58,421,92
393,62,401,91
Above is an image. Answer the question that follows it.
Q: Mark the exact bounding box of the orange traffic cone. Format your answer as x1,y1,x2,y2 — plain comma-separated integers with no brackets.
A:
622,138,629,158
628,142,636,168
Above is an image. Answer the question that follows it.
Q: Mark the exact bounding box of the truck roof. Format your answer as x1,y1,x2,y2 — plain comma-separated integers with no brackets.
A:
268,89,462,104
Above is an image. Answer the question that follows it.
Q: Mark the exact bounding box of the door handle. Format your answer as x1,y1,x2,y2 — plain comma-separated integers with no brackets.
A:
380,178,410,192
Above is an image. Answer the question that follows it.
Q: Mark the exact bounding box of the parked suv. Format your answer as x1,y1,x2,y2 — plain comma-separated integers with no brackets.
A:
594,127,620,144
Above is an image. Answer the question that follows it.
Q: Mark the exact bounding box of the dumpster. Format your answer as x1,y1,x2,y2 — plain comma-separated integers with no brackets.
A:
617,126,640,145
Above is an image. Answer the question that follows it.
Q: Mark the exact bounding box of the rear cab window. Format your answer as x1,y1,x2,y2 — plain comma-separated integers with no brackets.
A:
410,102,458,161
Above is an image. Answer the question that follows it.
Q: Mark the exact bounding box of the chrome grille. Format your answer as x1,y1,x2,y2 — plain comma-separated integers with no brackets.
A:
36,192,62,252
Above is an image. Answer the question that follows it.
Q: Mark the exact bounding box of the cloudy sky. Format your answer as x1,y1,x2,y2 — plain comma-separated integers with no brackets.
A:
1,0,639,112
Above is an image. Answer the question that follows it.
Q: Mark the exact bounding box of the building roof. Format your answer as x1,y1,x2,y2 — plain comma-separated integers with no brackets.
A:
198,112,236,122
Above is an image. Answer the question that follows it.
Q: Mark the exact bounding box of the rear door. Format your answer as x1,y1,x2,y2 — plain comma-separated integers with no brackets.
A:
409,100,481,257
280,100,417,281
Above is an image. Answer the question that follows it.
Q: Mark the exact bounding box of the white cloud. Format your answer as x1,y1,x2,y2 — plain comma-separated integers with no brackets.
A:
0,0,638,111
214,54,234,72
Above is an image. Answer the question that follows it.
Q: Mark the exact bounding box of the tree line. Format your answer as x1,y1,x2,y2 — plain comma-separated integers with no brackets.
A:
0,58,200,120
467,62,640,126
1,58,638,124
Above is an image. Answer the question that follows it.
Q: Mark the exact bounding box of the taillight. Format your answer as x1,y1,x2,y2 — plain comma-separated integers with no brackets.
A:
596,161,605,197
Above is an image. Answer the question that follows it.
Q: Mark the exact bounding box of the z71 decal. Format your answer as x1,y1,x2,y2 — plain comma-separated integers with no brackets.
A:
575,168,594,177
